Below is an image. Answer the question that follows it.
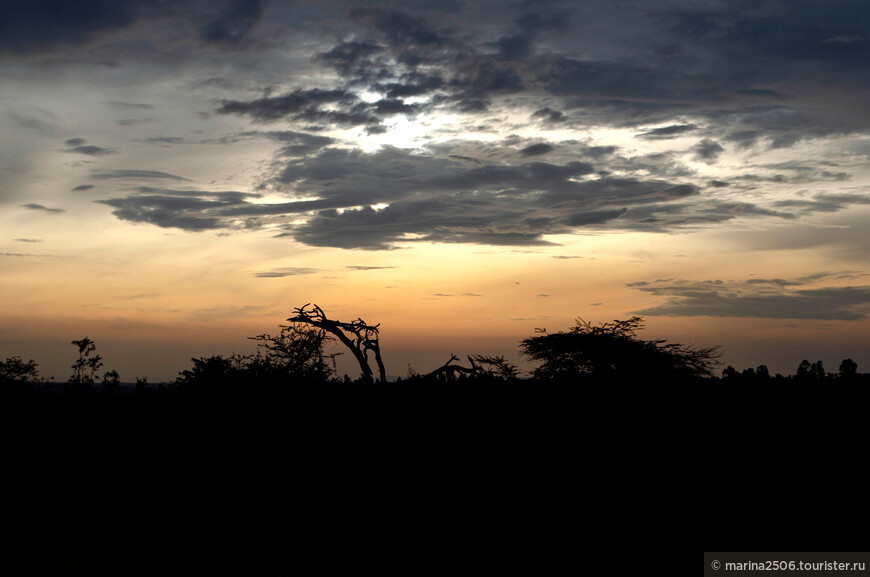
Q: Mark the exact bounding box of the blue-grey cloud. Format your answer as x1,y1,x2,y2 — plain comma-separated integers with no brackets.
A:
520,143,555,157
22,203,64,213
63,137,114,156
199,0,267,45
0,0,143,51
0,1,272,52
693,139,724,162
97,140,842,248
493,10,573,61
97,188,260,231
638,124,697,139
90,169,188,181
531,107,566,123
631,277,870,321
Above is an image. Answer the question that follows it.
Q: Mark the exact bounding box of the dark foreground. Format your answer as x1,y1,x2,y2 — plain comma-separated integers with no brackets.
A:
3,379,584,573
5,376,870,571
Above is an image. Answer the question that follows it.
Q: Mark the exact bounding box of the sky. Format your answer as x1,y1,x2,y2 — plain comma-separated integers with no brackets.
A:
2,0,870,382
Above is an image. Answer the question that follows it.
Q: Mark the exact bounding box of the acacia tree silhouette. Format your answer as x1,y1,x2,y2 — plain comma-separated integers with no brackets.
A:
289,304,386,383
521,316,720,381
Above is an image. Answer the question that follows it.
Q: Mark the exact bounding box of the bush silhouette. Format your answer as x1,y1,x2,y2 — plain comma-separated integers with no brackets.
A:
67,337,103,392
0,356,40,385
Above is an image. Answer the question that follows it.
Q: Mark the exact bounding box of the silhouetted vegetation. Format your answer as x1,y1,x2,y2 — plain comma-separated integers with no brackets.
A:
0,355,40,385
67,336,104,391
520,316,721,381
3,305,869,568
290,303,386,383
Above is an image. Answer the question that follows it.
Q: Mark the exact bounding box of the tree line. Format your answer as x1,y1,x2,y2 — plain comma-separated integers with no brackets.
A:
0,303,863,388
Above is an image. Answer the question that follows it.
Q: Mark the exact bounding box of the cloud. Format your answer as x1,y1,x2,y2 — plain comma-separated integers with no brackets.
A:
348,6,449,49
72,184,95,192
217,88,364,123
630,277,870,321
0,1,274,53
493,10,574,61
345,266,396,271
142,137,185,146
96,188,262,231
199,0,267,45
0,0,142,51
531,107,566,123
693,139,724,163
13,238,43,243
97,140,820,248
254,267,319,278
262,131,336,156
90,169,188,181
102,101,155,110
18,0,869,257
638,124,697,139
63,137,114,156
21,203,64,213
520,143,555,156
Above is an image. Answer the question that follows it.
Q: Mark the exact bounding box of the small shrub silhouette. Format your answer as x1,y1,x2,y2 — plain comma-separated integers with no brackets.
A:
67,337,104,392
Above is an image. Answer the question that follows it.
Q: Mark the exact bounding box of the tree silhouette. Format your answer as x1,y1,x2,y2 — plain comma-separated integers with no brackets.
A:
248,323,336,381
289,304,386,383
424,354,520,381
839,358,858,380
176,355,244,390
102,369,121,394
426,354,480,380
69,337,103,388
469,354,520,380
520,316,720,381
0,356,40,385
796,359,811,380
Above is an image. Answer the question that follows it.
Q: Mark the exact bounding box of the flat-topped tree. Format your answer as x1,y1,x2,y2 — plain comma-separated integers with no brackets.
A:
521,316,721,381
289,304,386,383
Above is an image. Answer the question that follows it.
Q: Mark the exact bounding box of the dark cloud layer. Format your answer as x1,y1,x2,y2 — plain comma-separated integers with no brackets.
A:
631,277,870,321
0,0,269,51
0,0,142,51
95,141,828,249
211,1,870,145
199,0,267,45
17,1,868,251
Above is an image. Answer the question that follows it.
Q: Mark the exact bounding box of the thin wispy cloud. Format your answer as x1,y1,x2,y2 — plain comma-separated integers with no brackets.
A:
21,203,64,214
254,267,320,278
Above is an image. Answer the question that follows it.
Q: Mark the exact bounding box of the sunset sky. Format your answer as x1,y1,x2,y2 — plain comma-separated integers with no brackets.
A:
2,0,870,382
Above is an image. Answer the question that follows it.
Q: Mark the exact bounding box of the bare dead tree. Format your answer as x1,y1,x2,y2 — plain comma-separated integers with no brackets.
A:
425,354,480,381
289,304,387,383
